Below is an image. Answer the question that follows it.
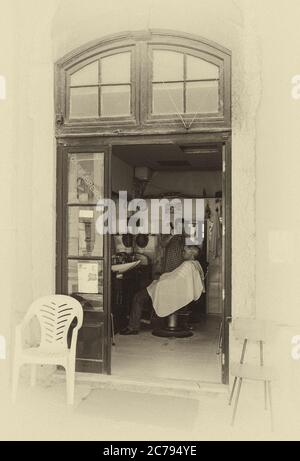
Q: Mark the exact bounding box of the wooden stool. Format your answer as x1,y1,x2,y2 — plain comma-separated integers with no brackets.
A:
229,318,275,430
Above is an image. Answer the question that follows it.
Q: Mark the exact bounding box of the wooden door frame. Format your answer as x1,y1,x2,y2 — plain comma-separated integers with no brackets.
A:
56,144,112,373
56,131,232,383
221,138,231,384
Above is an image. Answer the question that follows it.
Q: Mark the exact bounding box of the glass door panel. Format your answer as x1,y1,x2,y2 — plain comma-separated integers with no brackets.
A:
67,259,104,312
58,149,111,374
68,152,104,204
68,206,103,258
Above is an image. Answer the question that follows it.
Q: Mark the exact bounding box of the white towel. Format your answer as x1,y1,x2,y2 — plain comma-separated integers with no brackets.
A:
147,260,204,317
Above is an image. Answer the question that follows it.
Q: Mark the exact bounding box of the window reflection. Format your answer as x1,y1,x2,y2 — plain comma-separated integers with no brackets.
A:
68,207,103,258
68,153,104,204
151,50,220,116
67,152,105,314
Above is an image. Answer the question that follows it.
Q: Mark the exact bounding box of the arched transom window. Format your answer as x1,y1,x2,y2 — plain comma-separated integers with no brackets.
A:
151,50,219,115
56,31,231,132
69,52,132,119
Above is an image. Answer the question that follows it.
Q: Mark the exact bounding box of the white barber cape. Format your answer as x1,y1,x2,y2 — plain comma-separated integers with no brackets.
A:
147,260,204,318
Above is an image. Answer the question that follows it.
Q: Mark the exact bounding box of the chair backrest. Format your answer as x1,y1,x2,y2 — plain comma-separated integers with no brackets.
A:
232,318,267,342
25,295,83,350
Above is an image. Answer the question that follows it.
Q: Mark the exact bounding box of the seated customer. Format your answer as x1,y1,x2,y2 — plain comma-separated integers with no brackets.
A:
120,246,204,335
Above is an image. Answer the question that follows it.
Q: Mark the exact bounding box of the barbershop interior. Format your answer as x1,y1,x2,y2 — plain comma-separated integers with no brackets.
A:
110,143,223,383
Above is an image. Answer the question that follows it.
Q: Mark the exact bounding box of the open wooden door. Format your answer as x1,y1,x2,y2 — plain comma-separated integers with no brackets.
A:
56,144,112,374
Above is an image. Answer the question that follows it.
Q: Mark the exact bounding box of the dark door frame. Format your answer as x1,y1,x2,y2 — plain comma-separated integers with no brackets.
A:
56,131,231,383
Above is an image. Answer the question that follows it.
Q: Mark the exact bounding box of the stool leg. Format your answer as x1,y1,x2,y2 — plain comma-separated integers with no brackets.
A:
264,381,268,410
229,376,237,405
267,381,274,432
231,378,243,426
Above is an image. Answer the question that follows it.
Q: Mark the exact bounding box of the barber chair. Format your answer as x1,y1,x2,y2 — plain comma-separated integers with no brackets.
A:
152,304,193,338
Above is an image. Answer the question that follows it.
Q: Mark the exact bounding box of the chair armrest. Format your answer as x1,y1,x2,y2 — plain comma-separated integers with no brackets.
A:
69,325,80,357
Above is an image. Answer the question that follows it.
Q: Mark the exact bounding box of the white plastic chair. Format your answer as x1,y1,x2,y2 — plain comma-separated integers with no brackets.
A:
12,295,83,405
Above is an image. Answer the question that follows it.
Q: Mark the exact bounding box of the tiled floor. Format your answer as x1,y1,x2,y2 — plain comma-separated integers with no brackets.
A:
112,316,222,383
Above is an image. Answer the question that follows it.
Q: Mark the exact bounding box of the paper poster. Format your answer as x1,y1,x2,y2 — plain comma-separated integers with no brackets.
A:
79,209,94,219
77,262,98,294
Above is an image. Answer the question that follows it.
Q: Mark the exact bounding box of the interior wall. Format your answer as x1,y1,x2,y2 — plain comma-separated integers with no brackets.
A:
111,155,134,196
111,155,222,198
144,170,222,197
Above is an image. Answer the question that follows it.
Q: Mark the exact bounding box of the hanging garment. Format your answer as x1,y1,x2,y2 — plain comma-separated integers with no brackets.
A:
147,260,204,317
210,209,221,259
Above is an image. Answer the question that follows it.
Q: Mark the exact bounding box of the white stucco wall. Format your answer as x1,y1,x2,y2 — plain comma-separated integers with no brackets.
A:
1,0,300,429
0,0,259,386
15,0,257,318
0,0,18,388
252,0,300,430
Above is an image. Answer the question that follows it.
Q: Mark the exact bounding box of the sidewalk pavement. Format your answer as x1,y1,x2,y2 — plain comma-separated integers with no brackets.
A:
0,375,296,440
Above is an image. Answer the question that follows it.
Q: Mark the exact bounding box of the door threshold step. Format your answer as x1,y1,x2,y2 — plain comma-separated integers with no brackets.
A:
54,370,228,399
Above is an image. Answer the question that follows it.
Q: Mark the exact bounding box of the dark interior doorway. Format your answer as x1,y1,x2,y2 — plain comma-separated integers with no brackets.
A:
110,141,225,383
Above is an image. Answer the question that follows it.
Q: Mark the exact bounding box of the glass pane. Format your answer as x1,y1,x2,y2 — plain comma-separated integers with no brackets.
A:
101,52,131,84
68,207,103,257
68,153,104,204
68,259,104,299
152,82,184,114
186,55,219,80
186,81,219,114
69,87,98,119
152,50,184,82
101,85,131,116
73,294,103,313
70,61,99,86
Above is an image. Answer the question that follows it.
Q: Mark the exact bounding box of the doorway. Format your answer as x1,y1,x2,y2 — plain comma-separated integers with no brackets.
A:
109,141,227,383
55,30,232,384
56,134,231,383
